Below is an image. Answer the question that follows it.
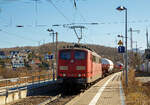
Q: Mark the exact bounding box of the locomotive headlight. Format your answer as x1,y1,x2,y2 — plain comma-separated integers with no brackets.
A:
60,66,68,70
63,73,66,77
78,74,81,77
76,66,85,70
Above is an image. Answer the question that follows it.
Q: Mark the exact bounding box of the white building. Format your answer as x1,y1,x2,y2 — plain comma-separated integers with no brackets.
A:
11,57,24,68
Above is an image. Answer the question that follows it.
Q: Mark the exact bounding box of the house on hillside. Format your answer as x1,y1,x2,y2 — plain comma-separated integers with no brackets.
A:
11,57,24,68
23,49,31,53
10,51,28,68
18,53,28,62
9,51,19,58
0,51,6,59
10,50,31,69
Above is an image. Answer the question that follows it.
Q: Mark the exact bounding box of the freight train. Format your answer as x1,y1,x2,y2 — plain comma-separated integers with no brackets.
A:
57,44,114,87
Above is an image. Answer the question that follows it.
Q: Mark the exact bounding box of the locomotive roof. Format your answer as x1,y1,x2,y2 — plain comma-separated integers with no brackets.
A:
60,44,101,58
60,47,91,52
60,44,94,52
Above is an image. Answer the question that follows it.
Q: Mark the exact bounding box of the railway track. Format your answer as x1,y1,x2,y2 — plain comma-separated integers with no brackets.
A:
9,81,89,105
9,86,77,105
45,95,76,105
43,79,103,105
45,70,121,105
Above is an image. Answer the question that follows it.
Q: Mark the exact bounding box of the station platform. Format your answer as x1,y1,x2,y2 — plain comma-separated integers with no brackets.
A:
66,72,126,105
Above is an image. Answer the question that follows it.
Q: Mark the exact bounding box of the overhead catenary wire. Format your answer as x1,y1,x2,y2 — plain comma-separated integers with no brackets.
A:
69,0,86,23
0,19,150,28
73,0,77,8
47,0,71,23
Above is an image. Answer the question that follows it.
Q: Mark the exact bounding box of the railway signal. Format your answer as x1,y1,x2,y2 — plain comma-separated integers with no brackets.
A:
118,46,125,53
118,40,123,46
118,40,125,53
45,54,54,60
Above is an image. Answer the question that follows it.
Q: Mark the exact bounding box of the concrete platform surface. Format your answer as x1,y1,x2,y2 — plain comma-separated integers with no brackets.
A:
66,72,125,105
0,96,6,105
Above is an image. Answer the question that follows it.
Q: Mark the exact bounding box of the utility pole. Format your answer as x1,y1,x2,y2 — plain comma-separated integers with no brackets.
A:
135,41,137,54
38,40,41,54
133,41,138,54
129,28,133,52
146,28,149,72
47,29,58,81
56,32,58,79
146,28,149,49
128,28,140,52
128,28,140,68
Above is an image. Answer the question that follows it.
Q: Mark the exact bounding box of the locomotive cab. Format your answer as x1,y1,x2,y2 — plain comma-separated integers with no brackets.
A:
57,48,88,84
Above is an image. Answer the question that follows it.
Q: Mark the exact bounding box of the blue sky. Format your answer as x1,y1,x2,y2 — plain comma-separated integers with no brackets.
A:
0,0,149,50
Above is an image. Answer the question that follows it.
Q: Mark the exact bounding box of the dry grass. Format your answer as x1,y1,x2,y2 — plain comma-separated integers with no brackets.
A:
0,67,54,78
122,69,150,105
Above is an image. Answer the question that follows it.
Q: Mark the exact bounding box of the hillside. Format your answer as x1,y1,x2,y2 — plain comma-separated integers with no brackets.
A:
1,41,123,63
0,42,126,78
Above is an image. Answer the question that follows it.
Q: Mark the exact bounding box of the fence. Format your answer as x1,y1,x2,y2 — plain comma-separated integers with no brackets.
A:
0,73,55,105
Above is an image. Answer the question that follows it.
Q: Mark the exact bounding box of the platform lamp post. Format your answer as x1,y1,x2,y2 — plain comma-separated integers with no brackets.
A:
116,6,128,87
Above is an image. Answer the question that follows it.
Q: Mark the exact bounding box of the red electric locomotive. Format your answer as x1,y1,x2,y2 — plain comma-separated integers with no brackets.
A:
57,44,102,86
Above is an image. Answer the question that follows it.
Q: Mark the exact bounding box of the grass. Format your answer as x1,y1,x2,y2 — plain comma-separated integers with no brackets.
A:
122,69,150,105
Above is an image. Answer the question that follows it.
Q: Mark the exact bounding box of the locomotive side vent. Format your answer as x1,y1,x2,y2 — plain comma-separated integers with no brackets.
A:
60,66,68,70
76,66,85,70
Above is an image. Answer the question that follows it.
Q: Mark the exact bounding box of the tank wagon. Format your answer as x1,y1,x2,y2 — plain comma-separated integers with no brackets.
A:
101,58,114,75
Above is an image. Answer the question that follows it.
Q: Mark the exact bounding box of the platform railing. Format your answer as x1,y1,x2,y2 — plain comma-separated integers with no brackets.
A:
0,73,54,96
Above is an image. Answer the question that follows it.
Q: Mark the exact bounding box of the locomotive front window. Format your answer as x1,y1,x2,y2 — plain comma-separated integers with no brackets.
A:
60,51,71,60
74,51,86,60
